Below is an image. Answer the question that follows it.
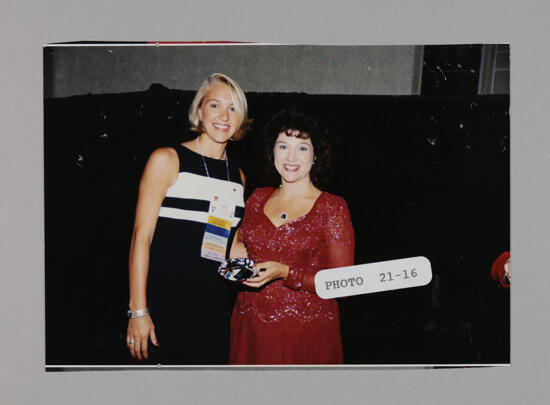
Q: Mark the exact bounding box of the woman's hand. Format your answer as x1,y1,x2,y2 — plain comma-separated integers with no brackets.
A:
126,316,159,361
242,261,289,288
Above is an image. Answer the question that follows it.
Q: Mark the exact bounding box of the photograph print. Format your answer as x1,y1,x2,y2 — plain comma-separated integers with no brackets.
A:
44,43,510,368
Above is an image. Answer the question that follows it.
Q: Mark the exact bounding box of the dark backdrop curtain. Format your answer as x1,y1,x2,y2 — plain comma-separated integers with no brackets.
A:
45,84,509,365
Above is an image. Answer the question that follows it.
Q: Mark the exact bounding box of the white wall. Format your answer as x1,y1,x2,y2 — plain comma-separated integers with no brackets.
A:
44,44,422,97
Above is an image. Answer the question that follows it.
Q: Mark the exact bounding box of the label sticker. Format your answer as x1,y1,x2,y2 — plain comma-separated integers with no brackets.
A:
314,256,432,299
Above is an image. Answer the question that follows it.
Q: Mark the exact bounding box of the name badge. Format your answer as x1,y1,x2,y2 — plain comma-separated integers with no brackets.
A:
201,195,233,262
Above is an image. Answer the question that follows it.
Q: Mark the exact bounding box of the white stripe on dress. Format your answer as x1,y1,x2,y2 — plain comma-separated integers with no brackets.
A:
165,172,244,203
159,172,244,227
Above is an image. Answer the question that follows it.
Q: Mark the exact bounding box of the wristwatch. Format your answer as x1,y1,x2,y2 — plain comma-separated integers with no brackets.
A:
127,308,150,319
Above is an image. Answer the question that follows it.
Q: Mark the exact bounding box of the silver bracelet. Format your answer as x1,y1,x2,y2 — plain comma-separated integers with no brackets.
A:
127,308,150,319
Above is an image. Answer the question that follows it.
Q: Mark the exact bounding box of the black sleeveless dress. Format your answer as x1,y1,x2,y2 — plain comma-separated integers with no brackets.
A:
146,143,244,365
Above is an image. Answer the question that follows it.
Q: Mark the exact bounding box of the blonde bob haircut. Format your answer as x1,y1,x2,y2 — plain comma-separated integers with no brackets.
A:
188,73,251,141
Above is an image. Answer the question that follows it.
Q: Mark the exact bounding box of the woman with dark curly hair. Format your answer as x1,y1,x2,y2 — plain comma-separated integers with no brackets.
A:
229,109,355,364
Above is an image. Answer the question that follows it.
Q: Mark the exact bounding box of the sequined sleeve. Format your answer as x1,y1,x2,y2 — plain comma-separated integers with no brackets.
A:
283,195,355,292
283,264,309,291
325,196,355,268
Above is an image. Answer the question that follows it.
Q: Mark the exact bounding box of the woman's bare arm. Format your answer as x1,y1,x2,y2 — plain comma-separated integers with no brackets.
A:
127,147,178,360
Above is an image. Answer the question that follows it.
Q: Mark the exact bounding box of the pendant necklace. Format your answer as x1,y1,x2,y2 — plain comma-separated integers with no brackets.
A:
278,185,317,221
196,137,229,181
278,185,288,220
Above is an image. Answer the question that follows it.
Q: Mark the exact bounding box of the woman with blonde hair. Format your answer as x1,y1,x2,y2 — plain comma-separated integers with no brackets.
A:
126,73,250,364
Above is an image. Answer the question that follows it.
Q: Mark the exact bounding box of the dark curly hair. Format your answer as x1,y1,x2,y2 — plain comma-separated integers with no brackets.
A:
261,108,333,189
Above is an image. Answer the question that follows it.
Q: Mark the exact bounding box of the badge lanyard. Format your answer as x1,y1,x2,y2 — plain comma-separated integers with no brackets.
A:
196,137,233,262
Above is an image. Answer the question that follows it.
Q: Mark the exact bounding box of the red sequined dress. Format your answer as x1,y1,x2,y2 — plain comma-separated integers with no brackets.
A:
229,187,355,364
